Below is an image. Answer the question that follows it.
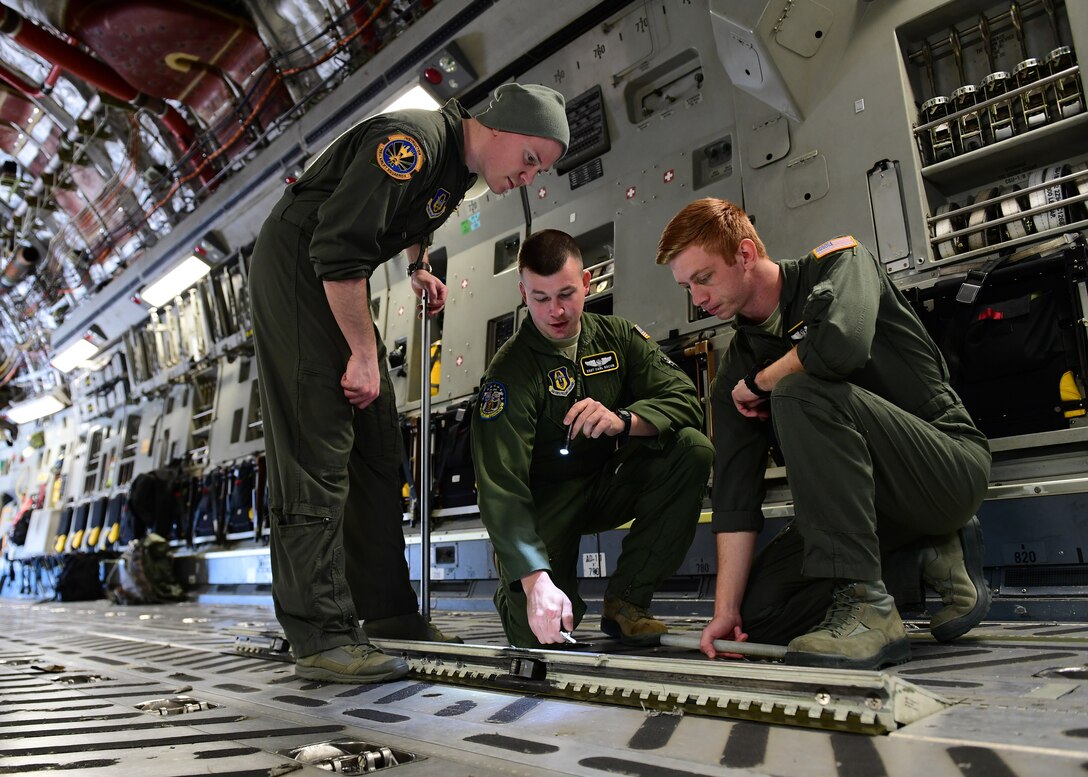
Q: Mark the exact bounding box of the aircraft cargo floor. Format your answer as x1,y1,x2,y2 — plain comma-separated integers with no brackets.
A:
2,599,1088,776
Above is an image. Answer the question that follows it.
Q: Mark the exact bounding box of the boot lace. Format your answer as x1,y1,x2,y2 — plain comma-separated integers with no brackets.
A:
345,644,380,660
813,586,862,637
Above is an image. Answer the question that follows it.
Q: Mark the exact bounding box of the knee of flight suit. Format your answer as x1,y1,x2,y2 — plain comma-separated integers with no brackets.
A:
769,372,858,453
671,427,714,474
770,371,834,402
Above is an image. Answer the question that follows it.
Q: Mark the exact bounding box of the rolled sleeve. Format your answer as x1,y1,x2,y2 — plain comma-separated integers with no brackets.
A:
309,149,406,282
795,248,880,379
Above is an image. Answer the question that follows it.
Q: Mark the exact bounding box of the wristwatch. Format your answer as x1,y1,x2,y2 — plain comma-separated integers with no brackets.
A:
616,408,632,444
406,259,431,277
743,361,773,399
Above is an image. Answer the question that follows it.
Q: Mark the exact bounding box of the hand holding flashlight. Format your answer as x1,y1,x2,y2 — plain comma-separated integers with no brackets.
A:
559,422,573,456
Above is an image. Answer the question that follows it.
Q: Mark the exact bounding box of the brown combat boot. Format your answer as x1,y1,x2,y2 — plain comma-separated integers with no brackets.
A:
601,595,667,645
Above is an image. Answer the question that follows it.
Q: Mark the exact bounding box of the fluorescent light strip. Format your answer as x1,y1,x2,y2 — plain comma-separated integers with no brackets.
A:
141,255,211,307
50,338,99,373
5,392,68,424
379,85,440,114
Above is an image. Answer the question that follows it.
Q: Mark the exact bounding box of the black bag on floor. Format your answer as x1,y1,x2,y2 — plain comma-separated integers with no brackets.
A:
55,553,106,601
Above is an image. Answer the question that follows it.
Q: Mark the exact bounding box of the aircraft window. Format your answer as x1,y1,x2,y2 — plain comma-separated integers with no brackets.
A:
428,247,448,281
246,381,263,442
486,312,516,366
574,223,615,307
231,408,244,444
494,234,520,275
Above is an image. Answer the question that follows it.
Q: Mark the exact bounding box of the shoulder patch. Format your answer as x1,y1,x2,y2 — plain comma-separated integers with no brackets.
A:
632,323,653,341
427,187,451,219
811,235,858,259
478,381,507,420
376,133,424,181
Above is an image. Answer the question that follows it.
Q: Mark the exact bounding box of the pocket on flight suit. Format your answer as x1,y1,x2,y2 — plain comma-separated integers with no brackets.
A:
292,358,354,509
352,364,400,462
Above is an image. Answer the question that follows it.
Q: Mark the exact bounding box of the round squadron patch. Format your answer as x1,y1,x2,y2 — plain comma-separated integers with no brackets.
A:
376,133,424,180
478,381,507,420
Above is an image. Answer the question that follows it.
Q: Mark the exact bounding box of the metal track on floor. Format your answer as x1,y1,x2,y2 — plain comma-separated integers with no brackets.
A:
370,638,949,735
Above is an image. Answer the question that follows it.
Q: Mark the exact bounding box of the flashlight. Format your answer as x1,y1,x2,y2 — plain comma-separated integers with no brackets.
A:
559,423,573,456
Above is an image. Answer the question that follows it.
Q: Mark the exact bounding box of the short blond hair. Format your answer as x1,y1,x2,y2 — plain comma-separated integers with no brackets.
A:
656,198,767,266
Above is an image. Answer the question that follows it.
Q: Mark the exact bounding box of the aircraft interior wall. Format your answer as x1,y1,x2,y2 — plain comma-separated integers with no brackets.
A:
1,0,1086,621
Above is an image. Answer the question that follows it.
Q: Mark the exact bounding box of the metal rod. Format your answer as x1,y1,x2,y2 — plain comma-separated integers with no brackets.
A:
1010,1,1027,61
1042,0,1062,47
950,29,966,84
979,13,995,73
658,633,788,660
419,289,431,620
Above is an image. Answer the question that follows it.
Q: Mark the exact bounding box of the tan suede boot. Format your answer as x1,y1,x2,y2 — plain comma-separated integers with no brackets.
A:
785,581,910,670
923,516,991,642
295,643,409,684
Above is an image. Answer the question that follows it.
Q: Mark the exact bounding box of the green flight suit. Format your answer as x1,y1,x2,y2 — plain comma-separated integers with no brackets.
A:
472,312,714,647
249,100,475,658
711,238,991,644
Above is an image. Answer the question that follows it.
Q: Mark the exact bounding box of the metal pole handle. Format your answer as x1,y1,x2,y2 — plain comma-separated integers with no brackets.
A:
658,633,787,660
418,290,431,619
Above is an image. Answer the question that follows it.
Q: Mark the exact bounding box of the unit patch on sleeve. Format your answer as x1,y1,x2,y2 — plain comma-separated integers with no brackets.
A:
478,381,507,420
632,324,653,341
426,187,450,219
581,351,618,376
376,133,424,180
811,235,858,259
546,366,576,397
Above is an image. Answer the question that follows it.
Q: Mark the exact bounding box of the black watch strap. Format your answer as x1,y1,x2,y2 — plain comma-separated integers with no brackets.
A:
406,259,431,277
743,361,773,399
616,408,632,444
